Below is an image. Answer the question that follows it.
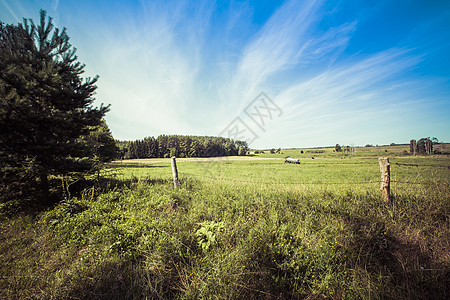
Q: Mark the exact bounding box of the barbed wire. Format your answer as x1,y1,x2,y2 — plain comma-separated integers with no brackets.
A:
108,160,450,168
305,162,450,168
108,158,449,187
394,162,450,169
180,172,448,186
180,172,450,186
295,162,375,165
390,180,437,185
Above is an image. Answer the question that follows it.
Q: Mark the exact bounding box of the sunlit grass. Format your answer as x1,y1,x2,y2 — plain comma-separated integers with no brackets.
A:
1,154,449,299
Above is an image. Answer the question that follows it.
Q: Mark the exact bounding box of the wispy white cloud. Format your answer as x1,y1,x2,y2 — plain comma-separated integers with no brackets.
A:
203,0,449,147
77,1,217,138
0,0,25,23
224,0,322,108
1,0,448,145
216,0,360,120
263,49,422,145
90,0,444,145
51,0,59,11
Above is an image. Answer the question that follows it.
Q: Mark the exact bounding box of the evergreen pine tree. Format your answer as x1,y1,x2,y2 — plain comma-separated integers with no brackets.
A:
0,10,109,203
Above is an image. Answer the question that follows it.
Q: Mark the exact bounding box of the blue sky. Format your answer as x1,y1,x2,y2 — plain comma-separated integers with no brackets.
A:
1,0,449,148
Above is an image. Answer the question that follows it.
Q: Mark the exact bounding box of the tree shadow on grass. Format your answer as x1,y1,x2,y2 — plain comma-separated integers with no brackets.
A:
65,260,142,300
0,174,177,219
340,213,449,299
107,164,170,169
282,190,450,299
67,175,174,198
64,255,185,299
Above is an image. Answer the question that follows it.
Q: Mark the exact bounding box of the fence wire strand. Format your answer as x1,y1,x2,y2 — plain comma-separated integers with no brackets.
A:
394,162,450,169
180,172,448,186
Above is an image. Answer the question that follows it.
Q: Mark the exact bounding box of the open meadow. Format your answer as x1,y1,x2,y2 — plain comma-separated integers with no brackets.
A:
2,2,450,299
1,149,449,299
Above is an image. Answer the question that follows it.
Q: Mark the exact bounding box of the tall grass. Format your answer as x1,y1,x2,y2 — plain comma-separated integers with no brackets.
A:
1,156,449,299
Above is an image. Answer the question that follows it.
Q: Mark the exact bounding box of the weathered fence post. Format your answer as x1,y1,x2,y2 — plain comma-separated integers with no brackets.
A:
378,157,391,203
171,156,180,188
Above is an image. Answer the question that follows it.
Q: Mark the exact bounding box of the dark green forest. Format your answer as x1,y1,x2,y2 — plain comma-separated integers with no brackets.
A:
117,135,249,159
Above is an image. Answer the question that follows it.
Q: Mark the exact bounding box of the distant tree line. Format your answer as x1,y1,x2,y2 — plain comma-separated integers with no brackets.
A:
116,135,249,159
252,148,281,154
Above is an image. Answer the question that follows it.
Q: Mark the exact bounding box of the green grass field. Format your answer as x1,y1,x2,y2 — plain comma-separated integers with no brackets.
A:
1,150,449,299
252,144,411,158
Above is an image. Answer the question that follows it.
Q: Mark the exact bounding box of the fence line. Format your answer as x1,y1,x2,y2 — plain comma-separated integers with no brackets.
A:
179,172,448,187
394,162,450,169
391,180,447,185
295,162,376,165
162,157,450,196
181,172,379,185
109,161,450,168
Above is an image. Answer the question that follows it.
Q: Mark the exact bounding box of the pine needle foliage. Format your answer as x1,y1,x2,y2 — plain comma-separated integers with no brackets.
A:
0,10,110,204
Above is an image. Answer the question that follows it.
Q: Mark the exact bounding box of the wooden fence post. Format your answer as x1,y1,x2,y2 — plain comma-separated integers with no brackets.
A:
171,156,180,188
378,157,391,203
